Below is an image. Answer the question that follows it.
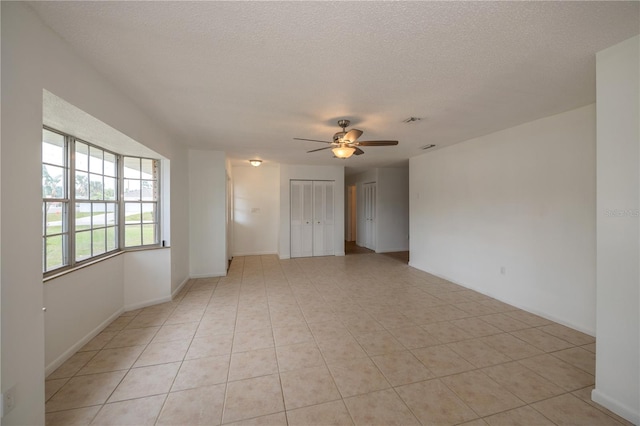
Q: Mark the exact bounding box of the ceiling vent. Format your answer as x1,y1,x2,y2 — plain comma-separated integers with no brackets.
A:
420,144,436,150
402,117,422,124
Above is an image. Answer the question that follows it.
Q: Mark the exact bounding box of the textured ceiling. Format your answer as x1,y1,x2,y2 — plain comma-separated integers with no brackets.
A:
30,1,639,174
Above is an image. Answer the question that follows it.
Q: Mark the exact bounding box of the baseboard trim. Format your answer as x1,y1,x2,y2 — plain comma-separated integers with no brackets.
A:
171,276,191,299
190,272,226,279
592,388,639,425
45,308,124,376
124,295,172,312
406,262,595,336
376,247,409,253
232,251,278,256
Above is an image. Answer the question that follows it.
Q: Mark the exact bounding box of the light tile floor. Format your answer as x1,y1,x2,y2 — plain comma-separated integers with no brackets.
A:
45,254,632,425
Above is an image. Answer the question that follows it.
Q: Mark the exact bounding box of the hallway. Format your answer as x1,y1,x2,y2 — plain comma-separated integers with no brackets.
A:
45,254,627,425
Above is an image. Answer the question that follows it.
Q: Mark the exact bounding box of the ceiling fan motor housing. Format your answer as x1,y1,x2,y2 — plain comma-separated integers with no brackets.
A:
337,119,351,129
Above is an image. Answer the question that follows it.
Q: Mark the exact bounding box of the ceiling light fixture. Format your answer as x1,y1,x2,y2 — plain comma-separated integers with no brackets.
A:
332,145,356,159
249,159,262,167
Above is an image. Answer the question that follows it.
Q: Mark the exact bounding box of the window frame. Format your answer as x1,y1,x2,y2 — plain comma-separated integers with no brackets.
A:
42,125,162,277
42,127,70,272
72,138,120,263
121,155,161,249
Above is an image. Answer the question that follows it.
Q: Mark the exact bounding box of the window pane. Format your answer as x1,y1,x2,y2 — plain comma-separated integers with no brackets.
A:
89,173,104,200
142,224,156,245
106,203,117,226
45,202,65,235
42,165,65,198
125,225,142,247
45,235,64,271
141,159,155,179
93,203,106,228
75,142,89,171
123,179,140,200
125,203,141,224
76,203,91,230
141,180,157,201
106,226,117,251
142,203,155,223
104,152,116,177
124,157,140,179
92,228,106,256
104,177,117,200
76,231,91,261
75,171,89,199
89,146,103,174
43,129,65,167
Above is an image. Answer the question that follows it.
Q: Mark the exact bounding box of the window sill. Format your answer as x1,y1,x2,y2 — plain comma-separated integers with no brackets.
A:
43,246,170,283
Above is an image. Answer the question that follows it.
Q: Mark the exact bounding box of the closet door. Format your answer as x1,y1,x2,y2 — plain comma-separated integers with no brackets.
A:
312,181,334,256
363,182,376,250
290,180,313,257
301,181,314,257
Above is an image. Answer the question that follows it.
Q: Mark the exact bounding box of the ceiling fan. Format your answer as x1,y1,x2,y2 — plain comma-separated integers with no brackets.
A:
294,119,399,159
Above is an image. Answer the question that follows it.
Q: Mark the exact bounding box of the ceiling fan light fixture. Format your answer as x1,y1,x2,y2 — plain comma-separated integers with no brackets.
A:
249,159,262,167
332,145,356,159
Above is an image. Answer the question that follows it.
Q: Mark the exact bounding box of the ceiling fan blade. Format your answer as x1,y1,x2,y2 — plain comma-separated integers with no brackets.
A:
356,140,399,146
294,137,333,144
307,146,333,153
344,129,363,142
354,147,365,155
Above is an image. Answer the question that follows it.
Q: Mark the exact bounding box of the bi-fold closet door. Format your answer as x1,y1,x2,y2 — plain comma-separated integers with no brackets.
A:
362,182,376,251
290,180,334,258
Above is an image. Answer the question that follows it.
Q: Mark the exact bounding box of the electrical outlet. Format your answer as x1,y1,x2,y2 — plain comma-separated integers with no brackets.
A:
3,385,16,416
500,266,506,275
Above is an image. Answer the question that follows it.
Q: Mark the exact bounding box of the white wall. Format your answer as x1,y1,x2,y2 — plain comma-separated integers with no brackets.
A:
1,4,190,424
410,105,597,334
232,165,280,256
124,249,172,310
225,160,233,264
43,249,173,377
169,150,190,294
279,164,345,259
592,35,639,425
189,149,227,277
346,168,410,253
44,256,125,374
376,168,410,253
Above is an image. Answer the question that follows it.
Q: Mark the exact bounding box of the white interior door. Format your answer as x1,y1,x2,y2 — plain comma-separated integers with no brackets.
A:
313,181,334,256
323,181,335,255
363,182,376,251
291,180,313,257
291,180,334,258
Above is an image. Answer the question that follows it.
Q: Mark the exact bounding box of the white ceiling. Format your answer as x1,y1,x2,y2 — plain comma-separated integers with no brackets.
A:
30,1,639,174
